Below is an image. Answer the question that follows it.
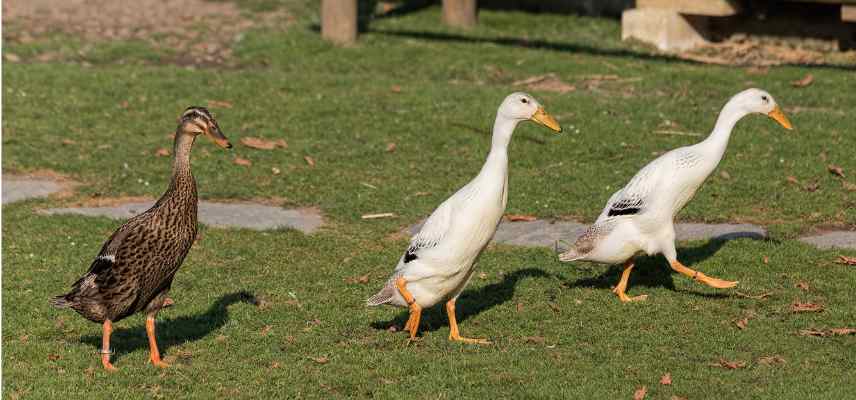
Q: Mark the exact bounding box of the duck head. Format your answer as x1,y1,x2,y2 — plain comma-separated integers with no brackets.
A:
178,106,233,148
731,88,793,130
498,92,562,133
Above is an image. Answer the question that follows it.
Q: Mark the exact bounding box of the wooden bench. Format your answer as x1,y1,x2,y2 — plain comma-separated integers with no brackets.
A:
622,0,856,51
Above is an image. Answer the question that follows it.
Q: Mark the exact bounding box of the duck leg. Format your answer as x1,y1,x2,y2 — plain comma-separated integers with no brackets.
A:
395,277,422,341
101,319,117,371
446,298,491,344
612,259,648,302
669,260,738,289
145,314,170,368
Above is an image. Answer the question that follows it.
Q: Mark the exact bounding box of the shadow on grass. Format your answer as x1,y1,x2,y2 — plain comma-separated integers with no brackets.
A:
370,267,550,334
81,291,256,362
567,235,769,298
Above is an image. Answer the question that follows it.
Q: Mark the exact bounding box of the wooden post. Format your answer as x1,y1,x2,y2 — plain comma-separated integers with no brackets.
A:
442,0,477,28
321,0,358,45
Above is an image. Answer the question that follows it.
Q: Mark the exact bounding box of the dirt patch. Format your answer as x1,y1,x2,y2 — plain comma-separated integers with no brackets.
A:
2,0,292,66
678,34,856,67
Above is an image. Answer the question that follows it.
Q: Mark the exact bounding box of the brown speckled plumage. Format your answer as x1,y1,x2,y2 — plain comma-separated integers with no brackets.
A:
52,107,230,361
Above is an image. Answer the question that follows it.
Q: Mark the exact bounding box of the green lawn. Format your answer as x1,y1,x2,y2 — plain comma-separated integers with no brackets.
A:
3,2,856,399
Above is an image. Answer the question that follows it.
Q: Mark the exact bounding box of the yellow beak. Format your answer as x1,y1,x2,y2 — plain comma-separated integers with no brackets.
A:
530,107,562,132
767,106,793,130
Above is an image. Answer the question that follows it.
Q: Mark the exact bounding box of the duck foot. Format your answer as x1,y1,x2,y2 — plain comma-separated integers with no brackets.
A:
446,299,491,345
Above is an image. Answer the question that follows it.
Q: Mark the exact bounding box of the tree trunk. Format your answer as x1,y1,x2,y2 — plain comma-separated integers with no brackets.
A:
442,0,477,28
321,0,358,45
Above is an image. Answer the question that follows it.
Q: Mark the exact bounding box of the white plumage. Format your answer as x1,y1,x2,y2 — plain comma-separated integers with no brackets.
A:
368,92,561,342
560,88,792,302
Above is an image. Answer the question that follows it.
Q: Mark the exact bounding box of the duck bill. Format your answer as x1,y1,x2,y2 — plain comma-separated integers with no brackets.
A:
530,107,562,133
206,124,233,149
767,106,793,130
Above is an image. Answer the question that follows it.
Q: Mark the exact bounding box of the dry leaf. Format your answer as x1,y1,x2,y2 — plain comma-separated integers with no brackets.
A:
260,325,273,336
795,281,810,291
62,139,76,145
660,373,672,385
5,53,21,62
671,397,688,400
791,74,814,88
47,354,61,361
207,100,233,108
479,272,487,280
304,156,315,167
386,142,397,152
720,170,731,180
735,318,748,330
828,164,845,178
233,157,252,167
514,73,576,94
836,255,856,265
786,176,799,185
270,361,280,369
633,386,647,400
763,256,769,264
310,356,329,364
506,214,537,222
119,100,129,109
716,359,746,369
390,85,402,93
516,303,524,313
758,355,785,365
155,148,171,157
842,181,856,192
241,137,287,150
791,302,824,313
387,325,398,333
361,213,395,219
271,167,281,175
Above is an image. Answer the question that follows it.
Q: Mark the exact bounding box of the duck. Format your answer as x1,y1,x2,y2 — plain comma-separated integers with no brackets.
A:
367,92,561,343
51,106,232,370
559,88,792,302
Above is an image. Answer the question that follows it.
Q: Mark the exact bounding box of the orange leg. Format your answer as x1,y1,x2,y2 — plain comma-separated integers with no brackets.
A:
446,299,491,344
669,260,738,289
395,277,422,341
101,320,117,371
146,316,169,368
612,260,647,302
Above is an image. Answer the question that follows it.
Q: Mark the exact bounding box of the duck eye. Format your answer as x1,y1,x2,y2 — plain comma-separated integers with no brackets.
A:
761,95,769,102
521,98,528,104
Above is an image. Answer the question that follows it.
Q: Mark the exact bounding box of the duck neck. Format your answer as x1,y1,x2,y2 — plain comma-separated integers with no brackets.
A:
168,132,197,196
699,101,747,162
488,115,518,156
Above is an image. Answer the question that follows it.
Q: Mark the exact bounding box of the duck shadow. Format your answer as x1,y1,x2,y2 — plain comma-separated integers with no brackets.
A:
567,235,771,299
81,291,256,361
370,267,550,333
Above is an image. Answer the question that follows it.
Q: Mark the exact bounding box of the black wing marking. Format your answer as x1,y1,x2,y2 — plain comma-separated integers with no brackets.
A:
403,246,419,263
607,198,643,217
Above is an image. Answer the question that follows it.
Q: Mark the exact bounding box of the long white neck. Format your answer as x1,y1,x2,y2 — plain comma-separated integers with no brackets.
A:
697,100,748,163
479,114,519,175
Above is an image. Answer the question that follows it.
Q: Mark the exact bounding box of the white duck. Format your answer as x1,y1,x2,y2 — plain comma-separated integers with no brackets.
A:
368,92,561,343
559,88,792,302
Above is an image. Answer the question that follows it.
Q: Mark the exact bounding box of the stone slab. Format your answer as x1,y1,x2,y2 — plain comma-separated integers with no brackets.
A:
41,201,324,233
799,231,856,250
2,178,64,204
636,0,740,16
622,8,710,52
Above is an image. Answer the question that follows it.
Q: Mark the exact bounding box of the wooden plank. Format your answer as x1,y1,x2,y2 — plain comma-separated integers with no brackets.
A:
637,0,740,16
844,5,856,22
321,0,358,45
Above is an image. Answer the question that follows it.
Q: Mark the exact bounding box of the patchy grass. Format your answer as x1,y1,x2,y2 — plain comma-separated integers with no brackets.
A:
3,3,856,399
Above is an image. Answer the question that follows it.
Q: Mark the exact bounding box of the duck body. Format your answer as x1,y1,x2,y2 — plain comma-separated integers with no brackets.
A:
51,106,231,370
367,92,561,342
560,88,792,302
52,168,198,323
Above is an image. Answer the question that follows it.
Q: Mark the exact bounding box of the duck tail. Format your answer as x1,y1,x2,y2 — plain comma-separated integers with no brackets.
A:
50,294,72,309
366,279,396,307
558,247,585,262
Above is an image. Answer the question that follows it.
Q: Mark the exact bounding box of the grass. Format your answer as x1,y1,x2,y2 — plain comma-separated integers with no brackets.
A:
3,3,856,399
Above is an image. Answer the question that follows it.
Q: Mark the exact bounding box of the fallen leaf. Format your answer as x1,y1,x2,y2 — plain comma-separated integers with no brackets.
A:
270,361,280,369
240,137,288,150
260,325,273,336
836,255,856,265
735,318,748,330
516,302,524,313
345,274,370,284
271,167,281,175
795,281,810,291
671,397,688,400
155,148,171,157
720,170,731,180
387,325,398,333
390,85,402,93
659,373,672,385
119,100,129,109
62,139,76,145
207,100,233,109
310,356,329,364
798,329,827,337
386,142,397,152
506,214,537,222
513,73,576,94
763,256,769,264
633,386,647,400
758,355,785,365
791,73,814,88
828,164,845,178
304,156,316,167
233,157,252,167
361,213,395,219
716,358,747,369
47,354,61,361
524,336,545,344
791,302,824,313
803,181,819,192
786,176,799,185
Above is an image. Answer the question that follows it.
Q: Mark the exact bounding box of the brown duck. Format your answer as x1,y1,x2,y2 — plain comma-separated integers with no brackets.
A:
51,106,231,371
